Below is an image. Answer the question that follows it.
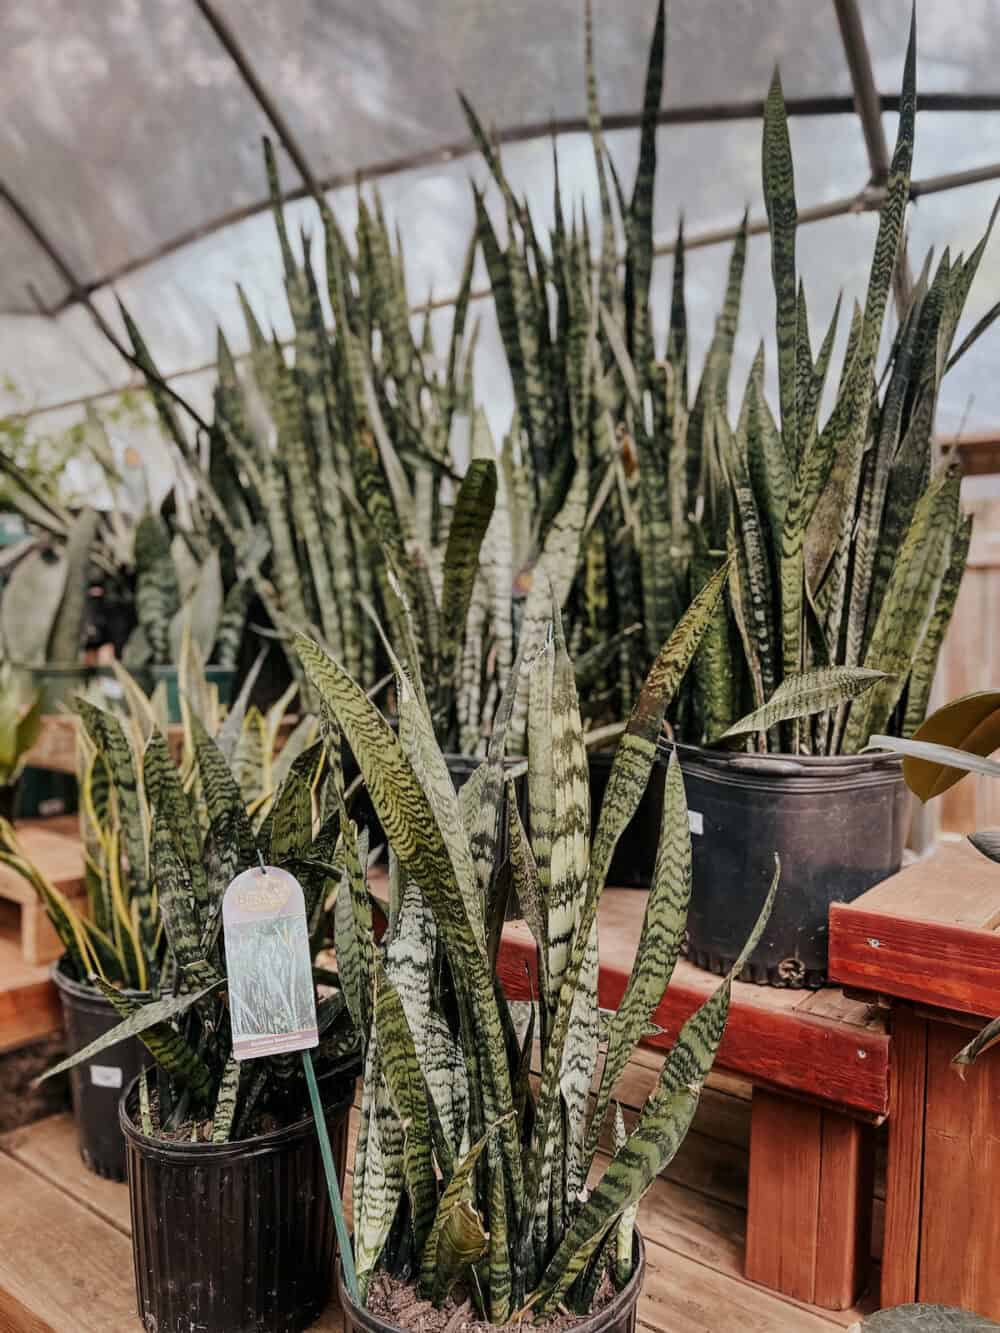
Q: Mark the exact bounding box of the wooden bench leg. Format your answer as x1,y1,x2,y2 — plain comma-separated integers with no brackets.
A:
746,1088,874,1309
881,1007,926,1309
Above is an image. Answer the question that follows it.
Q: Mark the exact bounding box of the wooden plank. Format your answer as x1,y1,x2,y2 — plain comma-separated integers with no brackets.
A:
1,1114,131,1234
814,1113,874,1310
500,890,890,1116
0,823,84,906
745,1089,821,1304
0,1154,139,1333
917,1019,1000,1317
832,840,1000,933
880,1008,927,1309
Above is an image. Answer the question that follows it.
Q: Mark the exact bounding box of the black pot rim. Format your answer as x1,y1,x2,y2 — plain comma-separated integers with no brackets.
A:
119,1068,355,1162
337,1231,646,1333
675,741,904,779
51,954,150,1005
149,663,234,677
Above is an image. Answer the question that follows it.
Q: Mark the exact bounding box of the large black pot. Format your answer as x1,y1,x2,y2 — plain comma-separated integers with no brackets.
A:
52,958,150,1180
122,1071,355,1333
338,1232,645,1333
587,751,667,888
679,747,909,988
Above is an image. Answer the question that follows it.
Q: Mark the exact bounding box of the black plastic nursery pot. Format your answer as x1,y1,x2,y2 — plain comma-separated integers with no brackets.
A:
588,750,667,889
337,1232,646,1333
122,1070,355,1333
679,747,909,988
52,958,150,1180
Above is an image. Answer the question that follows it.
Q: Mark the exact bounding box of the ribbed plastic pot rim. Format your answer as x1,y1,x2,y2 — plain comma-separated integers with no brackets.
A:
337,1232,646,1333
671,740,904,776
119,1069,356,1162
51,955,150,1005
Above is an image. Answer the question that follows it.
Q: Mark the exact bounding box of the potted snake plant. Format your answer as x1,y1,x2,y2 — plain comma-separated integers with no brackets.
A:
0,652,311,1181
31,676,357,1333
675,10,1000,986
295,558,776,1332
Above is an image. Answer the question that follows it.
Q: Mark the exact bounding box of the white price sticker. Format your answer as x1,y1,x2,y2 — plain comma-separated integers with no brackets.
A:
90,1064,123,1089
688,810,704,836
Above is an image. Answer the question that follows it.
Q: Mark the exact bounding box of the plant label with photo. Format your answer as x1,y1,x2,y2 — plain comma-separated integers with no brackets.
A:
222,865,318,1060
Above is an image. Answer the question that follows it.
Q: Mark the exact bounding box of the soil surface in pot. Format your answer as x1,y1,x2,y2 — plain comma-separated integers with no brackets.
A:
144,1089,300,1143
365,1271,617,1333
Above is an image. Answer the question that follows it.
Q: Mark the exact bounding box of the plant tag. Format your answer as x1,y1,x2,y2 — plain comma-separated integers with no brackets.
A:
90,1064,122,1089
688,809,704,836
222,865,318,1061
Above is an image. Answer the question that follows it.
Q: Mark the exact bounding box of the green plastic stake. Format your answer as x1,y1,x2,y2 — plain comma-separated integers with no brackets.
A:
303,1049,360,1306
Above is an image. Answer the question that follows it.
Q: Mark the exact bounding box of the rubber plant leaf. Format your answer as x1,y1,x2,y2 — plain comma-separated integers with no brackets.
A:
891,691,1000,800
720,667,889,742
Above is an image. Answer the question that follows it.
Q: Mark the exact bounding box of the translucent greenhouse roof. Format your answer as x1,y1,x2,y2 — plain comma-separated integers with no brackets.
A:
3,0,1000,442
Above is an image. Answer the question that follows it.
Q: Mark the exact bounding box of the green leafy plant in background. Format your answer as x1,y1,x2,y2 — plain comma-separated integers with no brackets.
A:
0,662,42,790
854,1305,1000,1330
13,667,357,1144
295,560,777,1318
0,650,311,995
872,690,1000,1070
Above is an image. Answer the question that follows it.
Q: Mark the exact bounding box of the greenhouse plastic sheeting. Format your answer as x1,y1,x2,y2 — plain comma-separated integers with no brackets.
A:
2,0,999,438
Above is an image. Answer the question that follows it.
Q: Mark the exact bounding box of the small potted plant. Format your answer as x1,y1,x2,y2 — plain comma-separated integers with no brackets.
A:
37,688,358,1333
295,558,776,1331
0,655,312,1180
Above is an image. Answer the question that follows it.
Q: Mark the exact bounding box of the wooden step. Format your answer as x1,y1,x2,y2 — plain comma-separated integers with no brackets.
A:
0,817,84,968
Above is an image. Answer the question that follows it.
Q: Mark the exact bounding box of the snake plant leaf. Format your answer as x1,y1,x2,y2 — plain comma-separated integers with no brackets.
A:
38,979,220,1088
726,415,777,705
507,783,549,1006
151,818,220,988
48,508,99,665
488,1157,512,1323
584,0,619,321
583,751,691,1168
845,466,962,750
1,544,69,665
211,1055,241,1143
334,819,372,1039
297,635,521,1198
375,966,437,1256
547,611,591,1002
869,735,1000,796
357,1075,406,1298
169,549,223,665
527,637,555,894
613,1103,638,1289
528,861,778,1315
744,344,789,552
144,729,206,912
74,699,154,954
562,918,600,1198
895,691,1000,800
419,1120,506,1300
189,712,258,869
720,668,889,742
953,1009,1000,1073
903,515,972,737
439,458,497,700
134,512,181,666
268,765,315,863
762,66,798,459
860,1307,1000,1331
624,0,665,364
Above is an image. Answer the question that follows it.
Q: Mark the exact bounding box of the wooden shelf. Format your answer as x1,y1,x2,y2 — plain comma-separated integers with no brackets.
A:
500,888,890,1118
829,838,1000,1019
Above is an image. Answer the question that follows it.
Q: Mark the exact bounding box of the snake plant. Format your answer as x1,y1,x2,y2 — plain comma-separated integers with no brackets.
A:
0,651,311,995
20,665,356,1143
295,559,776,1318
120,141,507,754
0,662,42,790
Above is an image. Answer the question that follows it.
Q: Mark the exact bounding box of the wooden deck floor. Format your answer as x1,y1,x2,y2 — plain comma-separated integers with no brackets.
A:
0,1059,878,1333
